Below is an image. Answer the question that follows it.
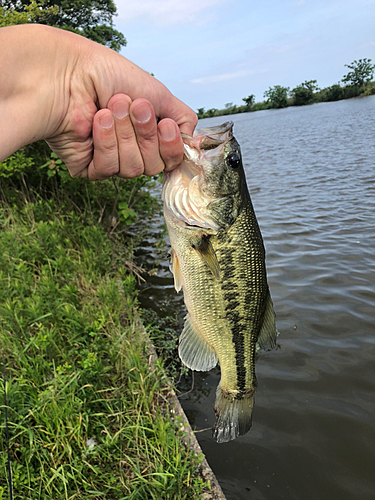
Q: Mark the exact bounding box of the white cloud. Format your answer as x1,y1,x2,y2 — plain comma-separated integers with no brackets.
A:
191,69,267,85
115,0,231,25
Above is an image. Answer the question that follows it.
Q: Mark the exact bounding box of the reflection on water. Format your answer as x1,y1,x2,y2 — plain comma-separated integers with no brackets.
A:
136,96,375,500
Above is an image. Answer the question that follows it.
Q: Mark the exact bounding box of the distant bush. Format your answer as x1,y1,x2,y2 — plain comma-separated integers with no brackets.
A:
321,83,344,102
363,82,375,96
251,102,268,111
291,80,320,106
264,85,290,109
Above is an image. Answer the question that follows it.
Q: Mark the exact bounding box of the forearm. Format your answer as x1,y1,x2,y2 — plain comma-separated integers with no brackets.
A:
0,24,77,162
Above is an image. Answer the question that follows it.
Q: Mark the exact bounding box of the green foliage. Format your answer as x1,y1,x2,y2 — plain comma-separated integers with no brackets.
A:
363,82,375,96
40,152,71,182
251,101,269,112
197,107,228,119
0,0,58,27
342,58,375,87
220,102,238,115
141,309,189,380
205,108,218,117
118,201,138,225
323,83,344,101
264,85,290,108
0,200,208,499
197,107,205,118
0,148,160,231
291,80,320,106
320,83,362,102
1,0,126,51
0,149,34,178
242,94,255,107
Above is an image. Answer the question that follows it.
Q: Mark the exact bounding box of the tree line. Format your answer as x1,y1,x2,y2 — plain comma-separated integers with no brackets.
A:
197,59,375,118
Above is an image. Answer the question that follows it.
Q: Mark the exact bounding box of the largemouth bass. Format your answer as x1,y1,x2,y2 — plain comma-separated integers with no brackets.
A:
162,122,277,443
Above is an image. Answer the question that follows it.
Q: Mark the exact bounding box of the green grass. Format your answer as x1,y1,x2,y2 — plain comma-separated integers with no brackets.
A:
0,200,207,499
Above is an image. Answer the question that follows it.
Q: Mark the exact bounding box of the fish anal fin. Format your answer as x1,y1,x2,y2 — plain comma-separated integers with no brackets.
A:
178,315,218,372
193,235,220,280
257,291,278,351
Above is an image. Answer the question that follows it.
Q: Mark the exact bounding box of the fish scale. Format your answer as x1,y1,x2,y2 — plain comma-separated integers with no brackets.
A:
162,122,277,443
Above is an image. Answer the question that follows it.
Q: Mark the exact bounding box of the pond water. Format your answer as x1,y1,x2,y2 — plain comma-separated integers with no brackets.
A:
136,96,375,500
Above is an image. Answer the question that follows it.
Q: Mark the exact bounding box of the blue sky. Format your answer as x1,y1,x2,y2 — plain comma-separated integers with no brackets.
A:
114,0,375,113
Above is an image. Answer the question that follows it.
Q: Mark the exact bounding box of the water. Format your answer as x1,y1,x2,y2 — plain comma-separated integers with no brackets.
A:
135,96,375,500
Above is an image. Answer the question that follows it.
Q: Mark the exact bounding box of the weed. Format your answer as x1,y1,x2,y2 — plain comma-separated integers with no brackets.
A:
0,200,207,499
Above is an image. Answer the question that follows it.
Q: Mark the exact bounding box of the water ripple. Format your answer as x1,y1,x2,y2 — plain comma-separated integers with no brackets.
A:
137,97,375,500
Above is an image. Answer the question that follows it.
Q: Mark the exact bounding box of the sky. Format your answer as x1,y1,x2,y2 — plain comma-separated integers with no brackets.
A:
113,0,375,112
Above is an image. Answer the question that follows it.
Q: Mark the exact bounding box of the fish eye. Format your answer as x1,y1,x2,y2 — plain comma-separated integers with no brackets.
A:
226,152,241,169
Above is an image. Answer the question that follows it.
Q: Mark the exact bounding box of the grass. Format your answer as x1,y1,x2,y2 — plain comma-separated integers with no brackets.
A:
0,198,207,499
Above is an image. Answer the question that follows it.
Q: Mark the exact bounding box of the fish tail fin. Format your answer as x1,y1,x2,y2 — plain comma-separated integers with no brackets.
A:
212,386,254,443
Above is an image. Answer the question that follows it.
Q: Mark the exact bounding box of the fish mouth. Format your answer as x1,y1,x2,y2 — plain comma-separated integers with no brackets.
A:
182,121,234,153
162,122,234,230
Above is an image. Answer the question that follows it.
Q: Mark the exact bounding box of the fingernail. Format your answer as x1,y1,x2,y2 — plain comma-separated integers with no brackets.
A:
113,100,129,119
132,102,152,123
159,121,177,141
99,113,113,129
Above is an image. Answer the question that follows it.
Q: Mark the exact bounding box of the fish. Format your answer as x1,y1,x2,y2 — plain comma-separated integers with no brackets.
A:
162,121,277,443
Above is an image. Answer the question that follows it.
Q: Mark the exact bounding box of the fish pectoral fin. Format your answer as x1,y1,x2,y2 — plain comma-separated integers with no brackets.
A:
193,236,221,280
257,291,278,351
178,315,218,372
170,250,182,292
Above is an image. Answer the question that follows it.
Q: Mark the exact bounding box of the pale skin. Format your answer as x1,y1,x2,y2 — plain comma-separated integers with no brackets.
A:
0,24,197,180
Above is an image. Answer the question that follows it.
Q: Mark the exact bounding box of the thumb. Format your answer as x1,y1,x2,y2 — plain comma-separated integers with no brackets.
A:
151,85,198,136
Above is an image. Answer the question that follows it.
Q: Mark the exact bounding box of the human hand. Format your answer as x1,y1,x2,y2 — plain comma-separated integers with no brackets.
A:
65,94,188,181
0,25,197,179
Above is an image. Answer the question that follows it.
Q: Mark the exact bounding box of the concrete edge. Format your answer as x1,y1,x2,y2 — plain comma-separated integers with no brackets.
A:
138,318,227,500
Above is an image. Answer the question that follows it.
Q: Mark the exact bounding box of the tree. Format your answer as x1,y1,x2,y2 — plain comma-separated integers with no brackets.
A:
223,102,237,115
342,58,375,87
291,80,319,106
1,0,126,51
324,83,344,102
263,85,290,109
197,107,205,118
0,0,58,27
242,94,255,107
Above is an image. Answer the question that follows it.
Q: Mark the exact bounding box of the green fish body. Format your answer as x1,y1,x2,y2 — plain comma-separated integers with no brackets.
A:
162,122,277,443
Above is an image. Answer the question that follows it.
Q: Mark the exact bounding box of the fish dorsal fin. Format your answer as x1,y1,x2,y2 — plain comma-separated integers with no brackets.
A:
179,315,218,371
170,250,182,292
193,236,221,280
257,291,278,350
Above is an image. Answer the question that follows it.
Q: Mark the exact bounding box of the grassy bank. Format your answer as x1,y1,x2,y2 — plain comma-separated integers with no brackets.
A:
0,171,207,499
